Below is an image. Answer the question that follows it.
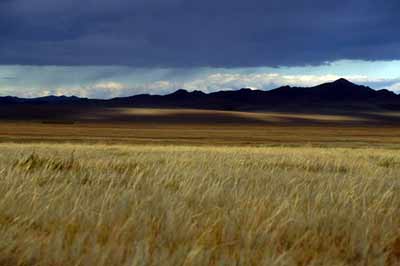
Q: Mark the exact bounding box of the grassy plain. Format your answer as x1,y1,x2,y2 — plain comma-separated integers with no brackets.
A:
1,108,400,265
0,122,400,148
1,144,400,265
0,108,400,147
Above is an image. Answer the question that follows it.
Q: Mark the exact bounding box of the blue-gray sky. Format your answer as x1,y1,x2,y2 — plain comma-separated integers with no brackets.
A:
1,0,400,98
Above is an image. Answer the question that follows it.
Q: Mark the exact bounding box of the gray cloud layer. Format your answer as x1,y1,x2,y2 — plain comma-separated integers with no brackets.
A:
1,0,399,67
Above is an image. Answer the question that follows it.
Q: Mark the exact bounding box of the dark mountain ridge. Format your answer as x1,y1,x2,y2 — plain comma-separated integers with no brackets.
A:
1,79,399,111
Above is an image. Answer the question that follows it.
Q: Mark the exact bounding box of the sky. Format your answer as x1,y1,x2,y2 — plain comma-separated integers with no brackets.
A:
0,0,400,98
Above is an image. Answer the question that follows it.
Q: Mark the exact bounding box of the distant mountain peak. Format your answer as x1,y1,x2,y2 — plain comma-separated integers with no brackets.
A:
331,78,355,86
171,89,189,95
239,88,254,92
314,78,365,91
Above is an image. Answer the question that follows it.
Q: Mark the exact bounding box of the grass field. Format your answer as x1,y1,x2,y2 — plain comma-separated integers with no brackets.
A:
1,108,400,148
1,108,400,265
2,143,400,265
1,122,400,148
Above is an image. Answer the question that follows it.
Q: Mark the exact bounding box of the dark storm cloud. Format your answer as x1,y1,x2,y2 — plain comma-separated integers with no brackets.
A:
0,0,399,67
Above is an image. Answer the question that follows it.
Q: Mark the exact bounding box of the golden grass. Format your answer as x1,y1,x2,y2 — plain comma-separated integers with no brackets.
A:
1,122,400,148
1,143,400,265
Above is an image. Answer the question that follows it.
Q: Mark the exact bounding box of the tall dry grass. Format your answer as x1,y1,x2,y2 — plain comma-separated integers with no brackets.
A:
0,143,400,265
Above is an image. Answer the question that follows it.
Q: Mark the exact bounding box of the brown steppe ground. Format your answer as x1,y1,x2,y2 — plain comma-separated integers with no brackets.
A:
1,108,400,265
0,107,400,147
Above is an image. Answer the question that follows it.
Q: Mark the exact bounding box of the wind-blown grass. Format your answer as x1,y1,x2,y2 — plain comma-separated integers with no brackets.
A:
1,143,400,265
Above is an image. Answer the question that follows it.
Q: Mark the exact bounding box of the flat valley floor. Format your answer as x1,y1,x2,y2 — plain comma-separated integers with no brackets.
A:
1,108,400,265
1,107,400,148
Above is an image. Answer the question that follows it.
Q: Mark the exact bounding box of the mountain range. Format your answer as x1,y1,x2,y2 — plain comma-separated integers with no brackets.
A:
1,79,399,111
